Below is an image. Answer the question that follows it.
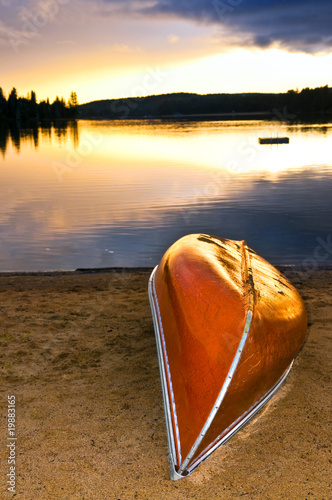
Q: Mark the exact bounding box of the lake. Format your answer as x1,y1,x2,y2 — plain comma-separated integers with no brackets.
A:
1,119,332,271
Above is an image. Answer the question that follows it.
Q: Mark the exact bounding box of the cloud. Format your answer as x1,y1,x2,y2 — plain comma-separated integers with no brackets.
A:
99,0,332,53
0,18,38,51
167,33,179,44
0,0,83,52
110,43,142,52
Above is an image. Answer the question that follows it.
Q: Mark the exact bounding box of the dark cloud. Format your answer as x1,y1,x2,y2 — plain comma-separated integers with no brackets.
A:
101,0,332,52
1,0,331,53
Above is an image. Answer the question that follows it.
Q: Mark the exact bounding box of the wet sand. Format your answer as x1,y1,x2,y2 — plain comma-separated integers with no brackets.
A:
0,268,331,499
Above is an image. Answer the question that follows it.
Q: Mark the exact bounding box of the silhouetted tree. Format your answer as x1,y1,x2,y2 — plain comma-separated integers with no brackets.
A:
8,88,18,121
0,87,80,124
0,87,7,120
68,91,79,118
27,90,39,123
51,96,68,120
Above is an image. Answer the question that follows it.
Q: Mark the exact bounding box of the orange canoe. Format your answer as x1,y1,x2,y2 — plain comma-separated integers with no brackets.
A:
148,234,307,480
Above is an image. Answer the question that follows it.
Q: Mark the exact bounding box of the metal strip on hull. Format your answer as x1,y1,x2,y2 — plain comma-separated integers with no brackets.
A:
148,266,183,481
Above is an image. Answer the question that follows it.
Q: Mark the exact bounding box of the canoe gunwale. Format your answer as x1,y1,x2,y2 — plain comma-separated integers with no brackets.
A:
148,266,183,481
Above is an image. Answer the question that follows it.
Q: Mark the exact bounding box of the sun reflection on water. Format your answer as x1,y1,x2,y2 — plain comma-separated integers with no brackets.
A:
0,119,331,270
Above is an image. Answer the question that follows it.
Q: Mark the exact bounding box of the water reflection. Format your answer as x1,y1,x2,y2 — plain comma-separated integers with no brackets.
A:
0,125,9,156
0,119,332,271
0,120,78,156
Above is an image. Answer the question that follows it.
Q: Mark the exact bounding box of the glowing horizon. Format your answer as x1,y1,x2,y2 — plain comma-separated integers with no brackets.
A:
1,1,331,105
2,49,332,106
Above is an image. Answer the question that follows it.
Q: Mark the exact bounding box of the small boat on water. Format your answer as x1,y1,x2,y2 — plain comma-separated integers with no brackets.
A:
259,137,289,144
148,234,307,480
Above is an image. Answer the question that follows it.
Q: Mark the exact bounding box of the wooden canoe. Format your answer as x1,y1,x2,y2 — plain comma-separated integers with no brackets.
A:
148,234,307,480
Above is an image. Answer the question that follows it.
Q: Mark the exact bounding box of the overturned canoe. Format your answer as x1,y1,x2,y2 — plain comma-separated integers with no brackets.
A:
148,234,307,480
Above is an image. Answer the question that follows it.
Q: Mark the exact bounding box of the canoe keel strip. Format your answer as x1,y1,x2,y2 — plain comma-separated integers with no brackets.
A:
148,234,307,480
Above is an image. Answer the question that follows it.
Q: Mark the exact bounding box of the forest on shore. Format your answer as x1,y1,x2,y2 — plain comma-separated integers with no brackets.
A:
1,85,331,125
0,88,78,125
79,85,332,121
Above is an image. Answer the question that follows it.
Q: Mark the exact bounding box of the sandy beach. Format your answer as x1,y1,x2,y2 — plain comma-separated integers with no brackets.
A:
0,267,331,499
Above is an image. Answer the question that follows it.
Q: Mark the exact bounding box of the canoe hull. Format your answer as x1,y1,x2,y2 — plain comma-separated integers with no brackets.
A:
148,234,307,479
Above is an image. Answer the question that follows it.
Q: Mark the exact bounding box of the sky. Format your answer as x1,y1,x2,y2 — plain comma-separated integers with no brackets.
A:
0,0,332,104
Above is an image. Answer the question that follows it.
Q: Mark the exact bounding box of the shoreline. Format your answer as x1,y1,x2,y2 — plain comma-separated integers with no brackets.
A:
0,267,154,277
0,263,331,277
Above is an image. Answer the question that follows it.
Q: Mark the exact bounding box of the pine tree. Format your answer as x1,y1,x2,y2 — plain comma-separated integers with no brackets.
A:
8,88,18,121
68,91,78,117
0,87,7,120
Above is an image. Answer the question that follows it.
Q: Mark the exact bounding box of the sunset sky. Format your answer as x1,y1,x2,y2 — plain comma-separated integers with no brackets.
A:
1,0,332,104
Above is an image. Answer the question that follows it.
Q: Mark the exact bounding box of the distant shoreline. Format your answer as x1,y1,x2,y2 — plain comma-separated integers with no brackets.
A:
1,86,332,124
76,110,332,124
78,87,332,121
1,264,332,277
1,112,332,128
80,110,275,121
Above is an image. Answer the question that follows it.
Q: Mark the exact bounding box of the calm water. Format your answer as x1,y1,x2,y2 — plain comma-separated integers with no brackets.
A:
1,119,332,271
